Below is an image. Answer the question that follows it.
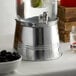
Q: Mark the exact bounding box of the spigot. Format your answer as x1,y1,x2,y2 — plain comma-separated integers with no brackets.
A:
43,12,48,24
39,12,48,24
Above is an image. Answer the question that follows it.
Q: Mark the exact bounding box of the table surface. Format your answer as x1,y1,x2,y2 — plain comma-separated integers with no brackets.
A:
0,35,76,76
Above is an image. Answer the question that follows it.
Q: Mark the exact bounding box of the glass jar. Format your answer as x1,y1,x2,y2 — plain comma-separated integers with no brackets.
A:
16,0,58,19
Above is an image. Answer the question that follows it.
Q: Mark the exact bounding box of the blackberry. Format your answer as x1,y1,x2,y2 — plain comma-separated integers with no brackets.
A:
0,50,21,62
0,56,8,62
0,50,7,56
13,52,21,59
6,52,13,61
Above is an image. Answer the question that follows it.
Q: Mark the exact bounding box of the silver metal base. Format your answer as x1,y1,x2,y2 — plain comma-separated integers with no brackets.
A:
17,44,62,61
15,17,62,61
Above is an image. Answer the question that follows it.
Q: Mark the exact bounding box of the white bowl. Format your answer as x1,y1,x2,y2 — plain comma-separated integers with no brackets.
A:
0,56,22,74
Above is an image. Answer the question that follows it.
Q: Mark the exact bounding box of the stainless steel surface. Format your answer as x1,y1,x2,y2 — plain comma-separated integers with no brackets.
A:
16,0,57,19
39,12,48,24
14,17,61,61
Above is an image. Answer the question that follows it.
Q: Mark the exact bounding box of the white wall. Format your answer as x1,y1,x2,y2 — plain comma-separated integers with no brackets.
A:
0,0,16,35
0,0,16,49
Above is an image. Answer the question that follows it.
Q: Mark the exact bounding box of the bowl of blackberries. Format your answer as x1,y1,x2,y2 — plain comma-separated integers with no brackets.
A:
0,50,22,74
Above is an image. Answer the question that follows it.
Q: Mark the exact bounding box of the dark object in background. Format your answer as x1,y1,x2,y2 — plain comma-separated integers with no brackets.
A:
14,20,22,49
58,30,70,42
58,5,76,42
58,20,76,32
17,0,24,18
58,5,76,22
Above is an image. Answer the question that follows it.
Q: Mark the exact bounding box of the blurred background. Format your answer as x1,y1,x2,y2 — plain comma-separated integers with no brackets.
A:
0,0,16,49
0,0,16,35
